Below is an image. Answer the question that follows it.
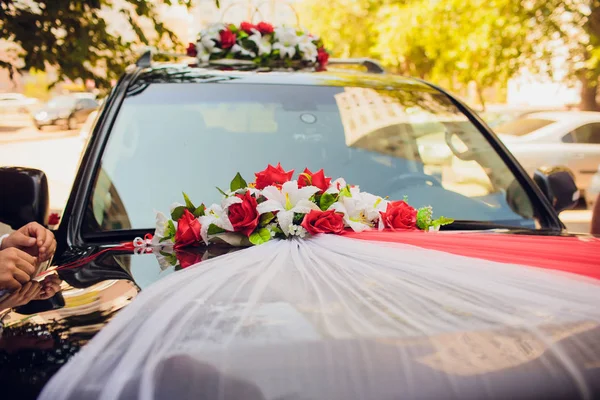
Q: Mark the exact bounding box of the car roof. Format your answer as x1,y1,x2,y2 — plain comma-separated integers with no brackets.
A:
131,64,436,92
524,111,600,122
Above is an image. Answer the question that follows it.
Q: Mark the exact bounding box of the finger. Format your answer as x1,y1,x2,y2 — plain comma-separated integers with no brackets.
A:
14,256,36,278
11,248,37,267
8,232,37,248
24,282,41,300
2,278,22,291
12,267,32,284
25,222,46,249
17,281,32,297
42,280,61,297
39,232,56,259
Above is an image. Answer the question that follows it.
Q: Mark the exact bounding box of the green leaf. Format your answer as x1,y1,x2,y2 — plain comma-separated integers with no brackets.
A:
166,220,177,237
293,213,304,224
216,186,228,196
249,228,271,245
230,172,247,192
271,226,283,234
259,212,275,227
183,192,195,211
193,204,206,218
431,216,454,227
207,223,225,235
339,185,352,197
319,193,336,210
170,206,186,221
159,251,178,266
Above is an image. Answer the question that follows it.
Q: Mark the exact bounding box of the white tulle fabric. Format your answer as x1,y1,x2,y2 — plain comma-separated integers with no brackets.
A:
40,235,600,400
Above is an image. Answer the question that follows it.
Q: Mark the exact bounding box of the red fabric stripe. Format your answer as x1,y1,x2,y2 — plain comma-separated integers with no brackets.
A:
342,230,600,280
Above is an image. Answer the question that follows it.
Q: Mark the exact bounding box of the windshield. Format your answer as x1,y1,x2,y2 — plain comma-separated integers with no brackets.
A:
83,81,539,233
48,96,76,108
494,117,555,136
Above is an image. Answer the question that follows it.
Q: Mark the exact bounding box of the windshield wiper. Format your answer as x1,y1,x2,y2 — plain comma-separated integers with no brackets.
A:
441,220,557,233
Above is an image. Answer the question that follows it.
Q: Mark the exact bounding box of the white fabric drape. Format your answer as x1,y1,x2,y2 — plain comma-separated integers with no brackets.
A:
40,235,600,400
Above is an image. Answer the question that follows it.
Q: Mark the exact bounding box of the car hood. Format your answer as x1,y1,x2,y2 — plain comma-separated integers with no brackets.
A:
3,232,600,399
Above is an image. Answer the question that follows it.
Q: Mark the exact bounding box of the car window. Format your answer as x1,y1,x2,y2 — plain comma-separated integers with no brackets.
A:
494,117,555,136
81,99,98,108
83,82,539,233
572,123,600,144
561,132,575,143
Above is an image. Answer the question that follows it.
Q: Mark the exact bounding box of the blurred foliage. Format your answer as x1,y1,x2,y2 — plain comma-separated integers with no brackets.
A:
0,0,219,91
299,0,600,110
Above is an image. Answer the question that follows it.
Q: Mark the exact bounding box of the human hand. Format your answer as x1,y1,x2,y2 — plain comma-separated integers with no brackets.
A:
0,280,41,310
1,222,56,262
36,273,62,300
0,248,37,291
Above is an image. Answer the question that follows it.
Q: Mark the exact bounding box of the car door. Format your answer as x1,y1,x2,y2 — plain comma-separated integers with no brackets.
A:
562,122,600,189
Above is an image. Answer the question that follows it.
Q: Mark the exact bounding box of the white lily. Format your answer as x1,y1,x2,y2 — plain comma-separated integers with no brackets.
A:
153,248,175,271
356,192,389,224
273,27,299,59
297,35,318,62
198,196,240,244
257,180,320,236
325,178,348,194
248,30,272,56
329,196,372,232
231,43,256,58
151,211,172,246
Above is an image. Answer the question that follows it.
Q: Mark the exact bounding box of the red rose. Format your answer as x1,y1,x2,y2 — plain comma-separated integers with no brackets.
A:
228,191,260,236
256,22,274,35
176,249,203,269
298,168,331,193
186,42,197,57
379,201,417,230
316,47,329,71
254,163,294,189
240,22,256,34
175,209,202,248
220,28,237,49
48,212,60,225
301,209,345,235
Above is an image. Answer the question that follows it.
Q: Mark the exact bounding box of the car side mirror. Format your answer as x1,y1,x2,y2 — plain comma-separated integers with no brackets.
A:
0,167,50,229
533,166,579,213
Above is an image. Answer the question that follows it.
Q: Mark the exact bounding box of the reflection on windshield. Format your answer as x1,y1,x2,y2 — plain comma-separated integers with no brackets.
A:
83,82,538,234
495,118,555,136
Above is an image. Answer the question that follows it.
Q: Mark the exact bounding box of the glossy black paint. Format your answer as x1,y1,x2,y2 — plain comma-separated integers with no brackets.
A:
0,167,49,229
3,64,593,400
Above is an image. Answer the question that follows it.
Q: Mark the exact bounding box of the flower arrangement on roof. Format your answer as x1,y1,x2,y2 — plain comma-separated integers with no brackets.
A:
151,164,453,248
186,22,330,71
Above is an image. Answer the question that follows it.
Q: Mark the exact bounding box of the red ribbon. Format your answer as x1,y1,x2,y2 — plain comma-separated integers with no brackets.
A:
48,234,154,275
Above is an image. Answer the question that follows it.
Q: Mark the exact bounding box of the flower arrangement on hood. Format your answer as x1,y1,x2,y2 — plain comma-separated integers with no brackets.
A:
153,164,453,248
186,22,330,71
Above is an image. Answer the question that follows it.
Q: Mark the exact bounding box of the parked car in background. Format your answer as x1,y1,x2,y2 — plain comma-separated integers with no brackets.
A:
495,111,600,206
33,95,99,130
0,92,38,114
480,105,567,128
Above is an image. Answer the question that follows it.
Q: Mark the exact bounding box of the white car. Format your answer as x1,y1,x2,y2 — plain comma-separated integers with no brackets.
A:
495,111,600,205
0,92,38,113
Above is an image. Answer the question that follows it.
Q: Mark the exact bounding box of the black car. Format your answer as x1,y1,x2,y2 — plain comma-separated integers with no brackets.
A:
0,54,597,400
32,95,98,130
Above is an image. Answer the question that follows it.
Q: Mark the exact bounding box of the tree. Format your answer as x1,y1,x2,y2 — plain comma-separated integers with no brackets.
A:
298,0,600,110
0,0,220,90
